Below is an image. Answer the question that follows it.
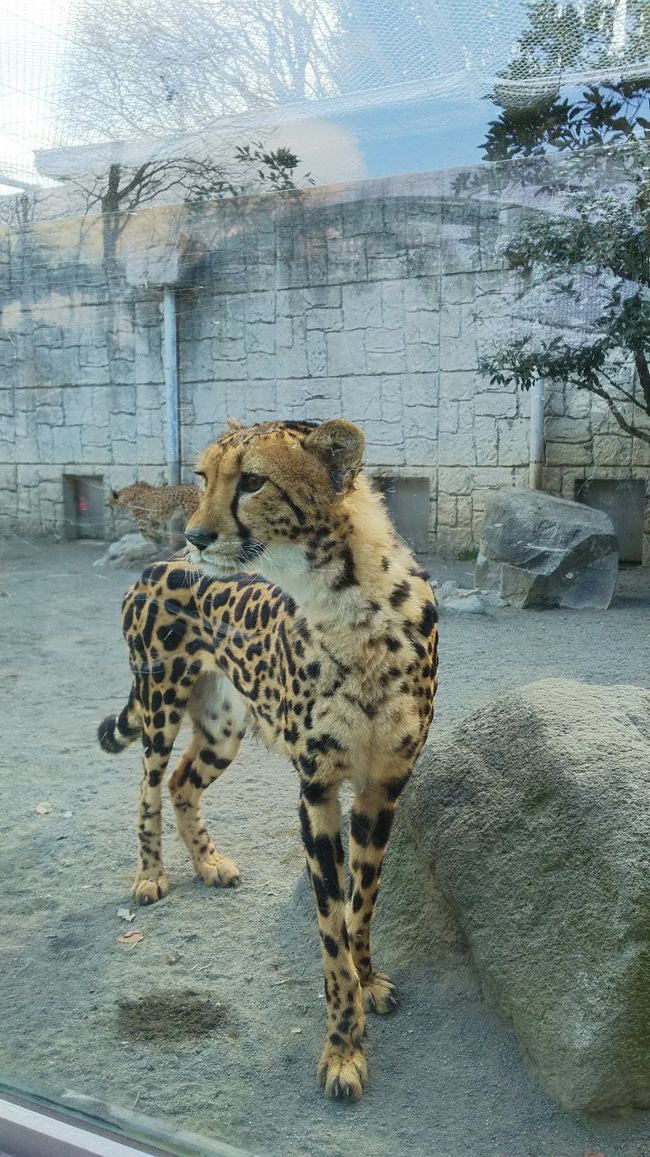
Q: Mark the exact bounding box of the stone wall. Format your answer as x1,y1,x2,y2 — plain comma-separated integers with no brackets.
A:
0,167,648,557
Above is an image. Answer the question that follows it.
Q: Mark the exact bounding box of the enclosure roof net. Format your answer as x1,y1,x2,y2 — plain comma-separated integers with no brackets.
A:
1,0,650,186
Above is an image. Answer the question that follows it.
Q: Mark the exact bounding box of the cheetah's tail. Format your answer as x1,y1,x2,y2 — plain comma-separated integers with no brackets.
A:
98,689,141,754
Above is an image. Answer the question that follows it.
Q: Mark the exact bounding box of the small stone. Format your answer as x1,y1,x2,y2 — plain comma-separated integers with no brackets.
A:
93,533,164,570
443,593,486,614
437,585,487,614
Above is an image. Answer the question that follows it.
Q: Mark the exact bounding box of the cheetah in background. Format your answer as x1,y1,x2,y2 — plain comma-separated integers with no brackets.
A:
98,418,438,1102
108,481,200,543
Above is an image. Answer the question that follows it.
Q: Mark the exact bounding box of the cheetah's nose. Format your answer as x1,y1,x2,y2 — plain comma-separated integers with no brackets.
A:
185,528,218,550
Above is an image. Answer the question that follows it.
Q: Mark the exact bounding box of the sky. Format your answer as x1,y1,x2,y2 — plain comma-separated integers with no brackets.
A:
336,97,498,177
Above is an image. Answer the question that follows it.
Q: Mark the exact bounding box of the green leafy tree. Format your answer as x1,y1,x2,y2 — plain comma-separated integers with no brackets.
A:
483,0,650,161
185,142,312,205
481,166,650,444
479,0,650,445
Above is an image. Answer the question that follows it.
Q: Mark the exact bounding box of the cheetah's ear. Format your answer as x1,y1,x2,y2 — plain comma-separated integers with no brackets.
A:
305,420,364,494
225,416,243,431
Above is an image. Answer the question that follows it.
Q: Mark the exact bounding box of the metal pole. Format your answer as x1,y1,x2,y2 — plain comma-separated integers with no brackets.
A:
529,377,545,490
162,286,180,485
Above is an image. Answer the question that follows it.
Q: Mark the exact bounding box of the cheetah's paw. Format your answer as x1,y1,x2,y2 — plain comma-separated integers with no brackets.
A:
318,1042,367,1102
197,853,240,888
362,971,398,1014
132,872,169,905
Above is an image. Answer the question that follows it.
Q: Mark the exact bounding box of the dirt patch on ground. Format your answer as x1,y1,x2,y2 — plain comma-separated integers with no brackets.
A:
115,990,235,1044
1,539,649,1156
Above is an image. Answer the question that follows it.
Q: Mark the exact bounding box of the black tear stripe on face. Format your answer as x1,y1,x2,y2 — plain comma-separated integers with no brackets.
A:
226,474,261,564
230,477,254,545
229,477,265,562
274,484,307,528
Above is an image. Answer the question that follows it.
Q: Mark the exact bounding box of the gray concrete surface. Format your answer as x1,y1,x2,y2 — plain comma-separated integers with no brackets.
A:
1,539,649,1157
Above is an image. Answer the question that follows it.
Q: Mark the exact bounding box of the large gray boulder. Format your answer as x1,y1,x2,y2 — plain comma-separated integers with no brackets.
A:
476,489,618,608
401,678,650,1112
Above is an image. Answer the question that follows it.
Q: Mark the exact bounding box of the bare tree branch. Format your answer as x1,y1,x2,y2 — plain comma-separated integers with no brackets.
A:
57,0,343,144
584,376,650,444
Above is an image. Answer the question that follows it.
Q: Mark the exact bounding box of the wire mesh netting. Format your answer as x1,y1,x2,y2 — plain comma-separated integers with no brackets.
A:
3,0,650,188
1,5,650,1155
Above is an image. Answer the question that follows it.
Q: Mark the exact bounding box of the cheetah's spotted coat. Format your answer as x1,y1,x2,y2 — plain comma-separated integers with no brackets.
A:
98,419,438,1102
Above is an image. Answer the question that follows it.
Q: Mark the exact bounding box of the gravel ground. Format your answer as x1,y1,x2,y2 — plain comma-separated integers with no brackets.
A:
1,539,650,1157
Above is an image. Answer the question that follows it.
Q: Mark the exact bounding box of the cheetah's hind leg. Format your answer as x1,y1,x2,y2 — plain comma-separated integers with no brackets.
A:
168,674,246,889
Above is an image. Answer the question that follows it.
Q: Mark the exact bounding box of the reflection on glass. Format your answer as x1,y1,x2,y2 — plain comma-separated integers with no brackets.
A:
1,0,649,1153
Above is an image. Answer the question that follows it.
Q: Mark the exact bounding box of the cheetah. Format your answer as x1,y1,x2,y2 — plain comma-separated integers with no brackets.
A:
108,482,200,541
98,418,438,1102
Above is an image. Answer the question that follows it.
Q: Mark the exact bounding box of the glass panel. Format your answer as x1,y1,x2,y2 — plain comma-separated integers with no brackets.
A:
1,1,650,1154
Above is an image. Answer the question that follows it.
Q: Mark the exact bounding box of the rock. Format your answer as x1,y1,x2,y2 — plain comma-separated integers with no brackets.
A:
401,678,650,1112
435,583,489,614
93,533,165,569
476,489,618,609
438,580,458,598
441,591,487,615
443,594,486,614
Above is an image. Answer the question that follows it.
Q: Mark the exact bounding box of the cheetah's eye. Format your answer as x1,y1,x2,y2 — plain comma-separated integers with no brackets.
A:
240,472,266,494
194,470,207,488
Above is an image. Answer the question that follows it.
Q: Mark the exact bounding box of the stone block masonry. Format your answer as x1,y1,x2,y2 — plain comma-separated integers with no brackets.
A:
0,166,648,556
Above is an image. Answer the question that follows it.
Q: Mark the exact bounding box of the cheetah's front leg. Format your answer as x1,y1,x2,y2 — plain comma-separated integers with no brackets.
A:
347,780,407,1014
134,747,171,905
133,689,184,904
298,781,367,1102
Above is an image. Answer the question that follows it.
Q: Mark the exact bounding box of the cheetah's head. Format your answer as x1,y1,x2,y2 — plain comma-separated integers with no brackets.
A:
185,419,365,580
107,482,153,508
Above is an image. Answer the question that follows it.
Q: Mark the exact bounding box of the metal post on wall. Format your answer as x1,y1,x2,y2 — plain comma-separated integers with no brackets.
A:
529,376,545,490
162,285,180,486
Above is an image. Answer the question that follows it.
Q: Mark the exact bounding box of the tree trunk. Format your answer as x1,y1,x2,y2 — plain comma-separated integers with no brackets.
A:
100,163,126,384
100,163,122,283
633,349,650,417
